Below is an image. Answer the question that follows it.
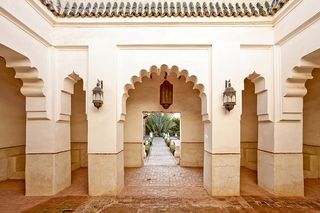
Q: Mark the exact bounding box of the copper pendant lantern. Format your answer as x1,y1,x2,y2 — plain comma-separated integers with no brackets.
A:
160,73,173,109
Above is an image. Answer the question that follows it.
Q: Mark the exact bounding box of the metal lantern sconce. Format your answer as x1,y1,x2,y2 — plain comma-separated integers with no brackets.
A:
223,80,236,111
92,79,104,109
160,73,173,109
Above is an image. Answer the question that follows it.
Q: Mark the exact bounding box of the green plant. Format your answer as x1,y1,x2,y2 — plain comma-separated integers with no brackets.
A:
145,144,151,156
145,114,177,136
170,117,180,138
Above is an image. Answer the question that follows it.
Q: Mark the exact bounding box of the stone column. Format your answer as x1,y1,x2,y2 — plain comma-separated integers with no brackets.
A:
257,121,304,196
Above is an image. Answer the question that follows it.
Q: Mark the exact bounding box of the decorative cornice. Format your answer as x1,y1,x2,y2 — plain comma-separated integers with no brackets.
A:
40,0,289,18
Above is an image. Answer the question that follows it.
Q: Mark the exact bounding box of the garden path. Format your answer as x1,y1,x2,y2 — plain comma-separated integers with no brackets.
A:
144,137,177,166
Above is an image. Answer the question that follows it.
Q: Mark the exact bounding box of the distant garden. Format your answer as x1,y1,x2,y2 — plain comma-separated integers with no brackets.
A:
143,113,180,156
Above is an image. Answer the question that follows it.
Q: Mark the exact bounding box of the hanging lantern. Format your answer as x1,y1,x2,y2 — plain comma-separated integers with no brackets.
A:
223,80,236,111
160,74,173,109
92,79,104,109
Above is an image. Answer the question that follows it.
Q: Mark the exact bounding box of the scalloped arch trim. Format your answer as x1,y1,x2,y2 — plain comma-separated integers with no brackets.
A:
121,64,208,121
0,44,44,97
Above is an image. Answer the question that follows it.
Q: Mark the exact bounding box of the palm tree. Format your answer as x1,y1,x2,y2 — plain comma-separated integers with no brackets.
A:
145,113,176,136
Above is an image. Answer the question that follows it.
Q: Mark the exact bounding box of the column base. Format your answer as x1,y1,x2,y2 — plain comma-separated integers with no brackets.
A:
204,151,240,196
124,143,143,167
88,151,124,196
180,142,204,167
25,151,71,196
258,150,304,196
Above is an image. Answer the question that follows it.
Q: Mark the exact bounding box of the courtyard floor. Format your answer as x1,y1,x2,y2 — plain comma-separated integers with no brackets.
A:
0,138,320,212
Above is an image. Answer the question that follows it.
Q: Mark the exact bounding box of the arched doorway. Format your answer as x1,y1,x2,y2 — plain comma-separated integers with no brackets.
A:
240,75,271,196
70,79,88,194
121,68,207,198
303,68,320,198
61,75,88,195
0,57,26,187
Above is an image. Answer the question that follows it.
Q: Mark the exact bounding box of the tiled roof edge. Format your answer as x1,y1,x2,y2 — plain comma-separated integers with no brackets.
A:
40,0,289,18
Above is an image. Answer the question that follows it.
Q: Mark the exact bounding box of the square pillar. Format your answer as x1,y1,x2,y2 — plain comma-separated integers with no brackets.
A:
25,120,71,196
124,143,144,167
204,151,240,196
87,43,124,196
88,151,124,196
258,121,304,196
26,151,71,196
203,118,241,196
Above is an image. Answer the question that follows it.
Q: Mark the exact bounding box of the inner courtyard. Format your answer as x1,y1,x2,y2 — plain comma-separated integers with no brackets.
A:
1,0,320,211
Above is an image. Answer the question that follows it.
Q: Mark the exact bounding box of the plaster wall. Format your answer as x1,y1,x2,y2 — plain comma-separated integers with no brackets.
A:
124,73,203,167
0,57,26,181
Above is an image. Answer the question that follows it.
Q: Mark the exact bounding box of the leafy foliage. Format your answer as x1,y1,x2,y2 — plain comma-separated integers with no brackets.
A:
145,113,177,137
170,117,180,137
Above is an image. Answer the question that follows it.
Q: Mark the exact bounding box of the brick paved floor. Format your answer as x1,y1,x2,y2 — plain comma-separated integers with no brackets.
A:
1,138,320,212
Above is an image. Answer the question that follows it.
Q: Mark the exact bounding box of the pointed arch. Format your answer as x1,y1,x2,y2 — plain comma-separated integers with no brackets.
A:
59,72,85,121
243,71,270,121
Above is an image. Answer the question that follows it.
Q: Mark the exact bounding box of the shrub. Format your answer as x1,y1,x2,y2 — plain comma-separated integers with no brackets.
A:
169,143,175,155
165,138,171,147
145,144,151,156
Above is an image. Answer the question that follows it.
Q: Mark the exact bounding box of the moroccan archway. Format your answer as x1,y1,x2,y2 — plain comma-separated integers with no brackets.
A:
121,64,209,122
240,72,269,193
243,71,270,122
59,72,85,121
0,44,45,119
283,48,320,120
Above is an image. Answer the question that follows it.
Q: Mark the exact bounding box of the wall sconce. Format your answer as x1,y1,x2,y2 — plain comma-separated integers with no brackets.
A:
160,73,173,109
223,80,236,111
92,79,103,109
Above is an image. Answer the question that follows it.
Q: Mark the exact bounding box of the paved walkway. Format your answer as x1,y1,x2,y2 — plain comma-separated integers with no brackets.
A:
144,137,177,166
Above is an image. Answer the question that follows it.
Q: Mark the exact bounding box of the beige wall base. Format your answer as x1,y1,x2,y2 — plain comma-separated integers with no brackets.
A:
25,151,71,196
258,150,304,196
240,142,257,171
71,142,88,171
180,142,204,167
124,143,143,168
0,146,25,181
303,145,320,179
204,151,240,196
88,151,124,196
